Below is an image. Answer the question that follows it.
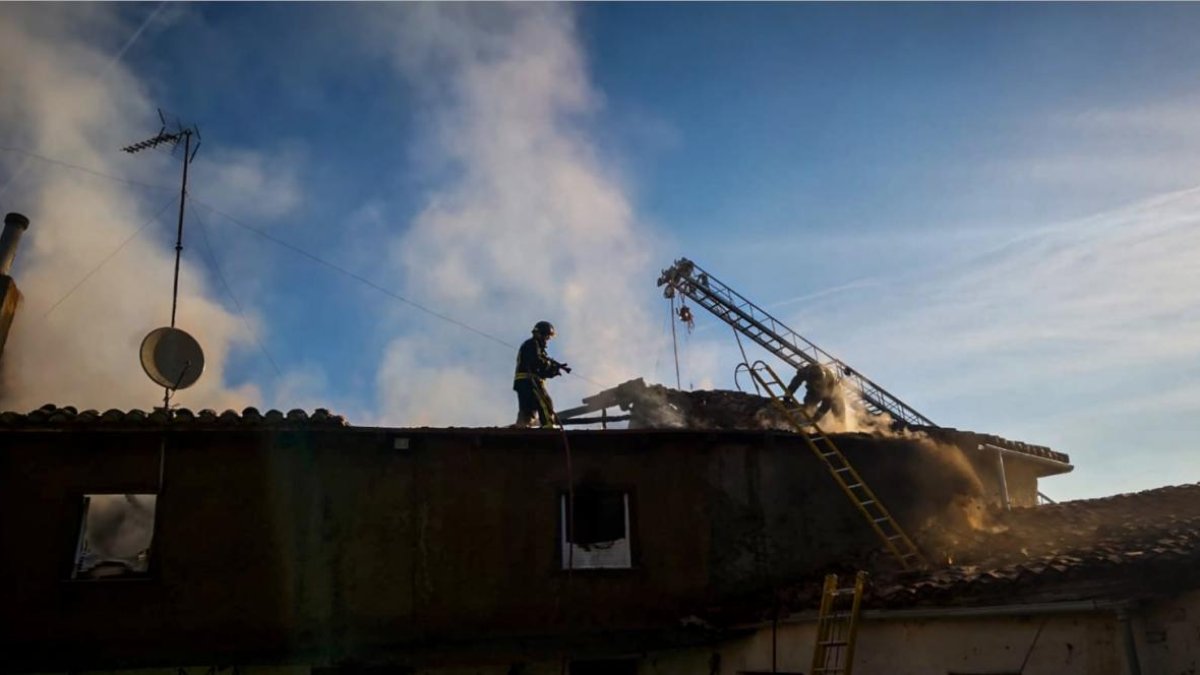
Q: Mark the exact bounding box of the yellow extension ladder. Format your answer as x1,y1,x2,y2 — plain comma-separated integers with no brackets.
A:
811,571,868,675
745,360,926,571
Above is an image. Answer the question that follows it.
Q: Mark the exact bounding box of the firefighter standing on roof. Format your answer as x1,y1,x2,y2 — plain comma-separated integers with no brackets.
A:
513,321,569,428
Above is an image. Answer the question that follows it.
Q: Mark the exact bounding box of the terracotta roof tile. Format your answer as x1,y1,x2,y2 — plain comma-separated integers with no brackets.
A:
707,483,1200,624
877,483,1200,608
0,403,348,428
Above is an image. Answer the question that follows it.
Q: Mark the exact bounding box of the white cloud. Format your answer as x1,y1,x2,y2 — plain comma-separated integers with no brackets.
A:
0,5,281,412
782,183,1200,446
1063,100,1200,138
375,334,504,428
864,187,1190,350
366,5,667,426
1004,97,1200,196
192,145,305,222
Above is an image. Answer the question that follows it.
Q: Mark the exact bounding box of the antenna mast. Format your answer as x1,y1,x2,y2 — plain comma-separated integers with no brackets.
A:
123,109,203,408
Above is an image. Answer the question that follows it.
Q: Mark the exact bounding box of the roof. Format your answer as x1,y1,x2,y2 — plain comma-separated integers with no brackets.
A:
877,482,1200,607
592,383,1070,466
909,424,1069,465
746,483,1200,621
0,404,349,429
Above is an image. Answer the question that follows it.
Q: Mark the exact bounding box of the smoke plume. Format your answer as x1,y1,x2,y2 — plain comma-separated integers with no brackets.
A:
367,5,666,426
0,6,291,412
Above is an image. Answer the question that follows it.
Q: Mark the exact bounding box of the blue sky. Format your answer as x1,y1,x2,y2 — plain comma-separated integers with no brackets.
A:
1,3,1199,501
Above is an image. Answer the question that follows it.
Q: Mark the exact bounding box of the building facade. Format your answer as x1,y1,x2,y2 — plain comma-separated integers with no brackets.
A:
3,404,1078,673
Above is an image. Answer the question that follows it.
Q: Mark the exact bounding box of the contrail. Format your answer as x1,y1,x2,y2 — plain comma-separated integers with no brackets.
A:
769,277,881,310
99,2,168,81
0,2,167,200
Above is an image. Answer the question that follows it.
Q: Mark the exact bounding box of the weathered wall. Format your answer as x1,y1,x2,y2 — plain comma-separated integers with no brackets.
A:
647,612,1122,675
644,591,1200,675
20,593,1200,674
1137,588,1200,674
1,425,976,671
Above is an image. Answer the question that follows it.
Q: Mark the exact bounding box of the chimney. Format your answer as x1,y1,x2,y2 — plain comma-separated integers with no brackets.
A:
0,212,30,276
1,212,30,363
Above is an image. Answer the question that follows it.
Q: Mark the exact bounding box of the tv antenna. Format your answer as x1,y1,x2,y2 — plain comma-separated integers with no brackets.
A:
124,109,205,409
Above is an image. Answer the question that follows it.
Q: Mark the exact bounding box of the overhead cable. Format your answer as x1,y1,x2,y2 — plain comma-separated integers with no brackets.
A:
0,144,612,390
191,199,609,390
42,194,178,318
189,202,284,378
192,199,517,352
0,145,175,194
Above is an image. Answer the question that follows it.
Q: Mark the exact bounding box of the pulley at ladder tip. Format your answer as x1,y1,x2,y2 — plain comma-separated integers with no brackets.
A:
677,303,695,332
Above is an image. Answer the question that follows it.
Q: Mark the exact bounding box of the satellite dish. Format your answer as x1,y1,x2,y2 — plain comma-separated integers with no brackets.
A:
140,327,205,390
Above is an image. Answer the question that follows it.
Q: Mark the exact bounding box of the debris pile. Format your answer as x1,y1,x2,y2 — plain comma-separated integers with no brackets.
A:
624,383,792,430
584,380,999,555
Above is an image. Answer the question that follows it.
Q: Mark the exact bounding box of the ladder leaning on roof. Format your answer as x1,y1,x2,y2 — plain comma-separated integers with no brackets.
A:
746,360,926,571
811,571,868,675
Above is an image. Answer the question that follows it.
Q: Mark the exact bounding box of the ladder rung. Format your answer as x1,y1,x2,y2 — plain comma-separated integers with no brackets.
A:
819,639,849,646
860,500,875,507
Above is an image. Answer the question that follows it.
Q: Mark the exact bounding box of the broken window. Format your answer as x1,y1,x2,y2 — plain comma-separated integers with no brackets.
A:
570,660,637,675
71,494,157,580
561,489,631,570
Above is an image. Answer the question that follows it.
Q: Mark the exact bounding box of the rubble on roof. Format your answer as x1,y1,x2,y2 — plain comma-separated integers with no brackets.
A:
565,378,1069,465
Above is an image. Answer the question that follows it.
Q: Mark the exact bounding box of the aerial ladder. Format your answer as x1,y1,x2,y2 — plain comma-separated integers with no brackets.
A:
656,257,935,428
658,257,928,569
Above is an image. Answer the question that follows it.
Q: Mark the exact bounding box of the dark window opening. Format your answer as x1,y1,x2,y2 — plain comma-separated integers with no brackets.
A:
570,659,637,675
560,489,631,570
72,494,157,580
569,488,627,545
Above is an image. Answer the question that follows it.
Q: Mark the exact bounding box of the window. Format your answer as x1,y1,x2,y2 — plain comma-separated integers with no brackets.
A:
561,489,631,570
72,494,157,580
570,659,637,675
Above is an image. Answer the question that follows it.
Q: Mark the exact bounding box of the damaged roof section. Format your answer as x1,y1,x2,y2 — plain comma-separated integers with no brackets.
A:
559,378,1070,466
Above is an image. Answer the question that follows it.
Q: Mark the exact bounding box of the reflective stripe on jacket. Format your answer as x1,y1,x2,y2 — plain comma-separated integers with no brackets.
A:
514,336,557,386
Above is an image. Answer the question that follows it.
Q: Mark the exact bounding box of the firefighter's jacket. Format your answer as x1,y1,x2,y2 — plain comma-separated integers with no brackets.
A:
513,337,559,389
792,363,837,397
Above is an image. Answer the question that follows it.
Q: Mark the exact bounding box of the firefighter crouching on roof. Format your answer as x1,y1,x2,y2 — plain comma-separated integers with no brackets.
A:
513,321,569,428
785,362,845,424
